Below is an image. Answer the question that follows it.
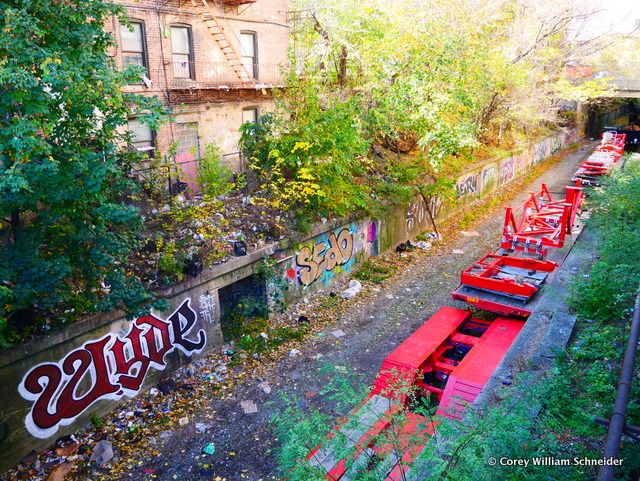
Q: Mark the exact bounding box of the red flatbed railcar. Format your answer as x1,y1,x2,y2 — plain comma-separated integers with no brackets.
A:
307,307,524,480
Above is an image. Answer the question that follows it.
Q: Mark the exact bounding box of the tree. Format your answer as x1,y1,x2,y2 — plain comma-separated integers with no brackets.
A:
0,0,165,346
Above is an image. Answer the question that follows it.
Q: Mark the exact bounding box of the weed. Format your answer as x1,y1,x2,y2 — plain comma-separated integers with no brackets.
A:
353,259,398,284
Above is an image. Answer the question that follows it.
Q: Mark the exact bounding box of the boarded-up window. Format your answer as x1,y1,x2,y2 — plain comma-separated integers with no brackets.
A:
176,123,200,157
121,22,147,73
171,26,194,79
240,32,257,79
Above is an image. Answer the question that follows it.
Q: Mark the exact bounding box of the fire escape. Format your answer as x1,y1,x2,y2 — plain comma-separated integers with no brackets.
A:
170,0,271,103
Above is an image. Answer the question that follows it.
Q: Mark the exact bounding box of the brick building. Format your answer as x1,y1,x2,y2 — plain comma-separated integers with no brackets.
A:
106,0,289,189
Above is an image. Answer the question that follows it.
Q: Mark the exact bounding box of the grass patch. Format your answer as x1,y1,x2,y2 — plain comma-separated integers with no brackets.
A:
352,258,399,284
231,317,309,355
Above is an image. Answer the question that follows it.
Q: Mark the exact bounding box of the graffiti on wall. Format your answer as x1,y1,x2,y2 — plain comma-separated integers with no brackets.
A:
198,293,216,323
563,129,579,147
293,228,354,286
406,196,443,232
455,173,479,198
533,139,550,164
499,157,515,185
406,198,427,232
551,137,562,154
481,165,497,193
18,299,206,439
514,153,529,176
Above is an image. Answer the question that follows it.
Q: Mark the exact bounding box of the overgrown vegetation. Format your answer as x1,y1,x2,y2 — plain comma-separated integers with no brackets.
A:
0,0,621,347
239,0,610,230
0,1,167,347
353,258,399,284
271,159,640,481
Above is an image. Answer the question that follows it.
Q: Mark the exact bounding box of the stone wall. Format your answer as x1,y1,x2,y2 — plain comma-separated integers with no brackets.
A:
0,128,579,471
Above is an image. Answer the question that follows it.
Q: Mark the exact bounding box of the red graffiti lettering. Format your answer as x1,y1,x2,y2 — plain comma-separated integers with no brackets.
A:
18,299,205,439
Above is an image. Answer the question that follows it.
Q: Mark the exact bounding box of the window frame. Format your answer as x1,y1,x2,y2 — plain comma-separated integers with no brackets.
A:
239,31,258,79
127,118,156,158
171,24,195,80
242,106,259,126
120,20,149,78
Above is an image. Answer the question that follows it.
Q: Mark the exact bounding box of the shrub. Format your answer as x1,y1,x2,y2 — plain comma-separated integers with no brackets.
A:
196,144,234,198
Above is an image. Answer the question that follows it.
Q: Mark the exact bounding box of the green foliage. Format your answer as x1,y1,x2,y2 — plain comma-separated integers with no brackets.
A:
352,259,398,284
0,0,167,345
272,364,368,481
572,158,640,322
241,83,372,225
89,414,104,430
239,0,592,230
196,144,234,198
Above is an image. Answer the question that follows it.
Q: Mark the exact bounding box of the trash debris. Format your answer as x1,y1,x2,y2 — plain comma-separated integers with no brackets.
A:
55,440,80,457
178,416,189,426
297,315,310,324
289,348,302,357
258,381,272,394
89,440,114,466
452,249,464,254
54,435,80,457
202,443,216,455
157,379,178,395
331,329,346,339
395,241,414,253
339,280,362,299
414,241,432,250
240,400,258,414
311,353,324,360
460,231,480,237
46,462,74,481
195,423,209,433
159,431,172,441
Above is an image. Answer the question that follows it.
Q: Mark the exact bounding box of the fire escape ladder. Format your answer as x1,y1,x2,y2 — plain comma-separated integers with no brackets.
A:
190,0,255,85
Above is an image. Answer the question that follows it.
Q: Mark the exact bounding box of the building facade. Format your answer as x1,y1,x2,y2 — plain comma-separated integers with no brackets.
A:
106,0,289,189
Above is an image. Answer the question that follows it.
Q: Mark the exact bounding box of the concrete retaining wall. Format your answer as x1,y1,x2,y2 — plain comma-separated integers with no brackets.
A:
0,128,579,470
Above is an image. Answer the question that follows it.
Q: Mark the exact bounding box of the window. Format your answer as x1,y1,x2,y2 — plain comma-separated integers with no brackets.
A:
128,119,155,157
240,32,257,79
242,107,258,125
171,25,194,79
120,21,147,74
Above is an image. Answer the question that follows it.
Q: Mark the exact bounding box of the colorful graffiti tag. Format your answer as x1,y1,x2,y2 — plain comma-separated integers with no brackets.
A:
293,228,354,286
18,299,206,439
533,140,550,164
456,173,479,198
499,157,515,185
